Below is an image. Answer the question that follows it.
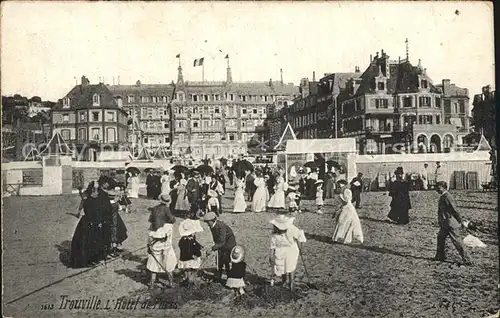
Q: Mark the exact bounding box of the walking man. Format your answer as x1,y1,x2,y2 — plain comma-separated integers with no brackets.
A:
434,181,472,265
350,172,364,208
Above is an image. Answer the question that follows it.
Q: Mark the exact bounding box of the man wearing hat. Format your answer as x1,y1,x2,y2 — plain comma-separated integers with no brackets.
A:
200,212,237,281
350,172,364,209
186,171,202,218
386,167,411,225
434,181,472,265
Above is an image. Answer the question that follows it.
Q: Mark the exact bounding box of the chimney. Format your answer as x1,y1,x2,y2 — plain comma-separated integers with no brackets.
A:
136,80,141,86
313,71,316,82
370,54,372,62
81,76,89,86
269,78,273,87
280,69,283,84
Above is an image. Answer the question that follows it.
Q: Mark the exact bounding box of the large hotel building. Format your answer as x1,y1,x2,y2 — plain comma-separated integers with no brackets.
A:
109,64,298,159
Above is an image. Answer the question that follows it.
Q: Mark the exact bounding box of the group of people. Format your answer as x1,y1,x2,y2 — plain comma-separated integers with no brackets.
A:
70,177,129,268
70,160,473,300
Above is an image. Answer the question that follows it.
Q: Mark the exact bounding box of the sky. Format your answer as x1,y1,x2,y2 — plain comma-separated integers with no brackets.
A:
1,1,495,102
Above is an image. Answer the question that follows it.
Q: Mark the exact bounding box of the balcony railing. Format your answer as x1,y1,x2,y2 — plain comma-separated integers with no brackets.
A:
365,126,393,133
225,126,238,132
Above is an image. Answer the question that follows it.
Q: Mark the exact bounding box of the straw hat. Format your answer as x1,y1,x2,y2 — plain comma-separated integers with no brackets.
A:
230,245,245,263
178,219,204,237
394,166,404,175
201,211,218,222
158,193,171,204
207,189,218,197
288,186,296,191
270,214,294,230
315,179,324,185
340,189,353,203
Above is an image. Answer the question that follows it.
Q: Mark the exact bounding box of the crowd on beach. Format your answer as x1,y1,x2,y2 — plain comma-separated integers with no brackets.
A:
69,160,473,299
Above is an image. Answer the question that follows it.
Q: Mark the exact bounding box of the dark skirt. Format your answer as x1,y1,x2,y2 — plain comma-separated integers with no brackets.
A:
69,216,109,268
387,207,410,224
110,204,128,244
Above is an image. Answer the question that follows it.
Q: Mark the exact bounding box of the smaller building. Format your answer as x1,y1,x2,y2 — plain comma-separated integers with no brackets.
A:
51,76,129,161
471,85,496,149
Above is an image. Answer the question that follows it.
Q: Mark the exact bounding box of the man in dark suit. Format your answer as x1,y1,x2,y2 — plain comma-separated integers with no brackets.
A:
146,171,153,198
434,181,472,265
201,212,237,281
185,171,201,217
245,170,256,201
350,172,364,208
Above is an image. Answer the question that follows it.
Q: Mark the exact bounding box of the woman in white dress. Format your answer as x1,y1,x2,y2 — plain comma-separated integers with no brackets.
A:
160,171,170,195
252,171,267,213
233,178,247,213
332,189,364,244
269,215,307,291
174,178,190,213
268,175,287,210
127,173,140,198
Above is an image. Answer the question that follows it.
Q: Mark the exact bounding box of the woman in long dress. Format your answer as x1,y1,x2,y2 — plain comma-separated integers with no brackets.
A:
127,173,140,199
332,189,364,244
70,181,111,268
233,178,247,213
174,178,190,214
100,180,128,257
160,171,170,195
324,172,336,199
387,167,412,225
252,171,267,212
268,175,287,210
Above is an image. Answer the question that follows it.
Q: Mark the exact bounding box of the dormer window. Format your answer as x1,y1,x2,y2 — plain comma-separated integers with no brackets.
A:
377,82,385,90
63,97,71,108
421,80,428,89
116,97,123,107
92,94,100,106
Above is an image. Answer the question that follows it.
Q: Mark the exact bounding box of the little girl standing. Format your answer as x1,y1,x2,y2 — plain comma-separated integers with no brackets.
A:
118,185,132,214
207,190,220,216
286,186,299,214
146,194,177,289
315,180,324,214
226,245,247,296
178,219,204,284
269,215,307,291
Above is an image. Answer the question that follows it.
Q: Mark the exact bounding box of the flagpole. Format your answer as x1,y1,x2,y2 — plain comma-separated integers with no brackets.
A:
202,63,205,82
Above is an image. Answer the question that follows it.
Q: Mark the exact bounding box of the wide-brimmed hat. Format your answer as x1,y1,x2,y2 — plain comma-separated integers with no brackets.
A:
394,166,404,175
178,219,204,237
158,193,171,204
340,189,353,203
315,179,324,185
230,245,245,263
200,211,218,222
270,214,294,230
207,189,218,197
287,186,296,191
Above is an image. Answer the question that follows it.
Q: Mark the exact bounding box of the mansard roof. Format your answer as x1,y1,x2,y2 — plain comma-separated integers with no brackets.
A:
54,83,121,110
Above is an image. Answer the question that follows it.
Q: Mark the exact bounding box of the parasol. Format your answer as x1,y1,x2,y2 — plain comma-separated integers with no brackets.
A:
144,168,154,173
97,175,118,190
303,161,317,168
196,164,214,175
171,165,189,175
126,167,140,175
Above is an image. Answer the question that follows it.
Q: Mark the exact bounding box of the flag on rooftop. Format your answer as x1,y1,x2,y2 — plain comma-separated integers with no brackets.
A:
193,58,204,67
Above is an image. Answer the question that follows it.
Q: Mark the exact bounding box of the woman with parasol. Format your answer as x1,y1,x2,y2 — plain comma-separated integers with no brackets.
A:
386,167,412,225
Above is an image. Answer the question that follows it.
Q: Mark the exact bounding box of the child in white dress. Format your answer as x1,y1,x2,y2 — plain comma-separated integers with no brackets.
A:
269,215,307,291
146,196,177,289
286,186,299,214
178,219,204,284
315,180,324,214
207,189,220,215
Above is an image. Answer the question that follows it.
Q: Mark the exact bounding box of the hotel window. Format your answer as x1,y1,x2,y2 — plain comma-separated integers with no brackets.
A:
204,95,209,101
242,108,247,115
164,122,169,129
403,97,413,108
92,112,99,121
193,121,199,128
230,94,234,101
63,98,71,108
106,128,116,142
229,134,235,141
215,107,220,114
419,97,431,107
436,115,441,124
377,82,385,90
62,114,69,123
375,99,388,109
106,111,115,122
215,94,220,101
164,136,170,143
92,94,100,106
152,96,157,103
459,100,466,113
143,137,148,144
92,128,100,140
78,128,86,141
253,109,258,114
61,129,71,140
241,121,246,127
421,80,428,89
435,97,441,108
192,95,198,102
